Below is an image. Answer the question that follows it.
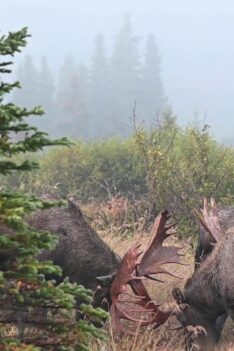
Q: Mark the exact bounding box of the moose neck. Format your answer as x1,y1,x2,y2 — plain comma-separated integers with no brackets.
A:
184,239,226,321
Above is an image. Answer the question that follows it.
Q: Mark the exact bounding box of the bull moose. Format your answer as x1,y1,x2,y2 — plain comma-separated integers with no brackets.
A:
172,199,234,350
28,195,121,308
0,194,121,310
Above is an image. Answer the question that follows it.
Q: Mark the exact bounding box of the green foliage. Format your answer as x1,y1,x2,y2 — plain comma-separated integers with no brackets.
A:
7,111,234,239
7,138,146,201
0,27,106,350
134,114,234,236
4,82,234,239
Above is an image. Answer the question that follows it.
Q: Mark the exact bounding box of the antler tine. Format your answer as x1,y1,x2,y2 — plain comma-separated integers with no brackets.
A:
165,222,178,231
137,210,182,277
194,197,223,242
210,197,216,208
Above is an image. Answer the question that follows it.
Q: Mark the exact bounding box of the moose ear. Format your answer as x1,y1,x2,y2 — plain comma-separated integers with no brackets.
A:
67,195,82,218
172,287,185,304
96,272,116,287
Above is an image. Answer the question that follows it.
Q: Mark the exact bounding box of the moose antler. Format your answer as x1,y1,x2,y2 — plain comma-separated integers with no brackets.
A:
110,210,182,332
110,243,148,332
137,209,182,278
129,279,172,327
194,198,223,242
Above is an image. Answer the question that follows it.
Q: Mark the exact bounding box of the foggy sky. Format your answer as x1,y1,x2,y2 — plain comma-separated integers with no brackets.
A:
2,0,234,142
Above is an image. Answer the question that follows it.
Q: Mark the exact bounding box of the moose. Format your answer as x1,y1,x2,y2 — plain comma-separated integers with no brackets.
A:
27,195,121,308
0,194,121,309
172,199,234,350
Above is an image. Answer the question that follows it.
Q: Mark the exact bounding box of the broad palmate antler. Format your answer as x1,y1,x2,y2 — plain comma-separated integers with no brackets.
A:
110,209,182,332
194,198,223,242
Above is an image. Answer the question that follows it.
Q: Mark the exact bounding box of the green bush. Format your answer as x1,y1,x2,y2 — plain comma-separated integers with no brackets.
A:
134,118,234,236
4,112,234,238
6,138,147,201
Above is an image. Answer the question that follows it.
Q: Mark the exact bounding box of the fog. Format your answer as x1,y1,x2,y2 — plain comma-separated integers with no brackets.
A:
2,0,234,142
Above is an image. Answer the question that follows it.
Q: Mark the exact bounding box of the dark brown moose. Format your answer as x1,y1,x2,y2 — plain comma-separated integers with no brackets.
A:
4,195,121,309
172,199,234,351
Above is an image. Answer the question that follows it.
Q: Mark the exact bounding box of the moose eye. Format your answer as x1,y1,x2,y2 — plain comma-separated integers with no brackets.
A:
58,227,67,236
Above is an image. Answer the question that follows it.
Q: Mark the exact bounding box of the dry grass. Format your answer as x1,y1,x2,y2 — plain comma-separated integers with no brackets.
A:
90,229,234,351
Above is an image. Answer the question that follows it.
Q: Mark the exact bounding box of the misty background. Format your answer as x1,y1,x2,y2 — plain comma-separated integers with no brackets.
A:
2,0,234,142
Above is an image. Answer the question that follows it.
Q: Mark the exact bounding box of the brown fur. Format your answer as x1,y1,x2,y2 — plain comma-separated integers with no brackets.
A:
0,196,121,308
195,206,234,268
189,206,234,350
175,224,234,350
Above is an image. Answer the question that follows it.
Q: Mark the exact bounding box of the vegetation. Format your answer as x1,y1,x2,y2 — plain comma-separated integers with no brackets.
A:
0,27,106,350
4,111,234,239
1,18,234,351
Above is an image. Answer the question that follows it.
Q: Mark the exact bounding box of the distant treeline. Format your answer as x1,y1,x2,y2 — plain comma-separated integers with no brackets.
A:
4,115,234,237
13,15,166,139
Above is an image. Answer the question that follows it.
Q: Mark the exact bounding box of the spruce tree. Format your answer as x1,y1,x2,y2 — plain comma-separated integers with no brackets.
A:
56,54,88,139
88,32,110,137
37,56,56,135
77,64,88,106
12,54,39,109
110,14,141,135
141,33,167,121
0,27,106,351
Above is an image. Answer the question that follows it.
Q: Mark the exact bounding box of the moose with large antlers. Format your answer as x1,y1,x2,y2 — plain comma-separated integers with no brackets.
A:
171,199,234,350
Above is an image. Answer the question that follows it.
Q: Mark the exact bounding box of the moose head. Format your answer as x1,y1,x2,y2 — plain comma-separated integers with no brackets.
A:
172,198,227,351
